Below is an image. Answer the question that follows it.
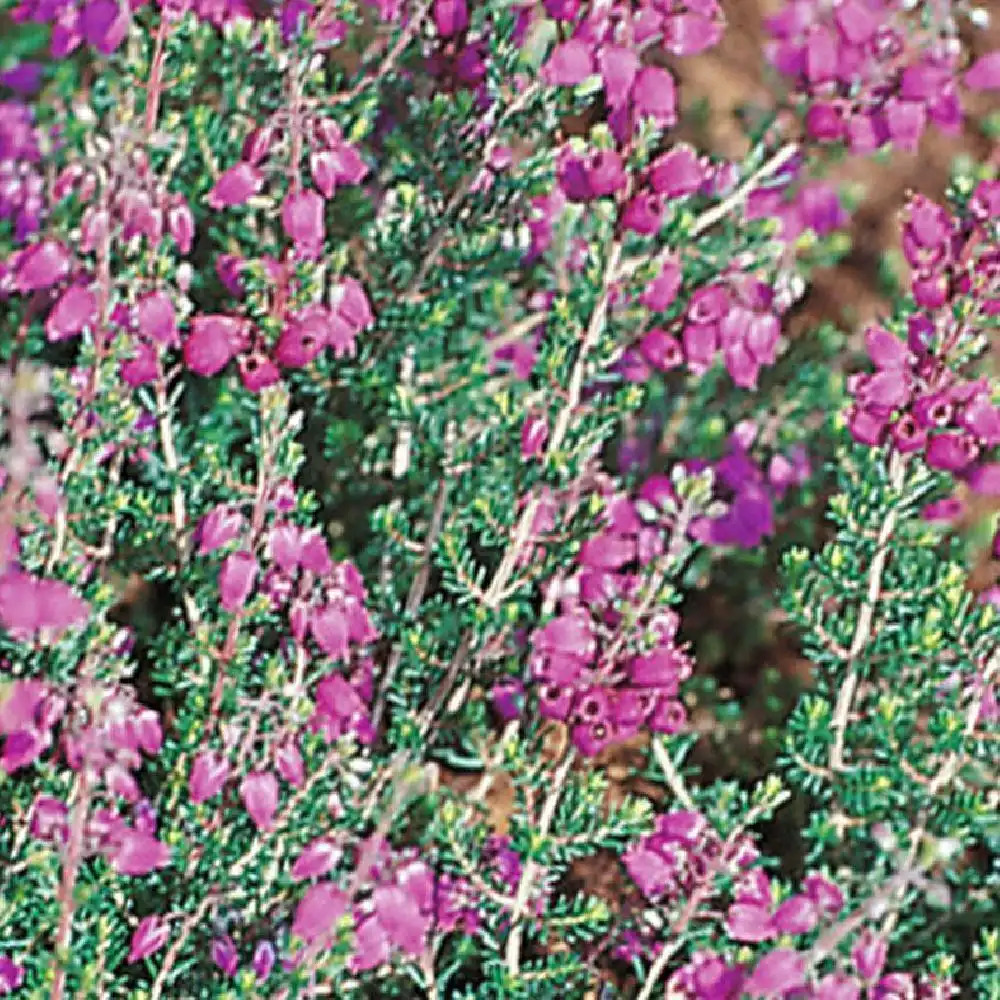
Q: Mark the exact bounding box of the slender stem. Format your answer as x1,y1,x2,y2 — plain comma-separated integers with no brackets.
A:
652,737,695,811
829,450,907,772
373,459,452,731
154,373,213,677
617,142,800,281
504,749,576,976
317,0,431,107
50,771,94,1000
144,8,172,136
149,893,218,1000
806,870,917,970
484,239,624,611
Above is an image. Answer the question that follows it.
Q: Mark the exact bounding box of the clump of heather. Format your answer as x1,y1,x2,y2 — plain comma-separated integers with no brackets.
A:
0,0,998,996
765,0,1000,152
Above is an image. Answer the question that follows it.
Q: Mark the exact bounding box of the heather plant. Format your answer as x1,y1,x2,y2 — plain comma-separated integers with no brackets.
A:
0,0,998,998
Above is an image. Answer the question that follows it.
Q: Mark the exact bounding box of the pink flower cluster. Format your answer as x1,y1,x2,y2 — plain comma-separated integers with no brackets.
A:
622,813,957,998
289,837,476,975
847,185,1000,494
2,147,199,389
0,570,88,643
0,100,44,244
622,810,755,906
197,498,377,754
527,480,696,756
11,0,134,57
541,0,723,141
746,172,848,245
667,946,956,999
208,116,366,214
766,0,1000,153
691,422,810,550
724,868,843,944
625,265,784,391
19,683,170,877
665,935,959,998
183,274,372,386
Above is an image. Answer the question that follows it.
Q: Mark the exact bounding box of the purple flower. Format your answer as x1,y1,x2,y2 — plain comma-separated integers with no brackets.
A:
579,532,634,570
520,414,549,459
802,872,844,915
239,352,282,392
197,506,245,556
252,940,275,982
207,163,263,210
772,894,817,935
218,550,258,611
632,67,677,127
585,149,627,198
109,829,171,876
136,291,178,347
293,883,347,943
665,7,724,55
744,948,806,996
121,341,158,388
184,314,249,377
310,602,351,659
571,719,614,755
128,915,170,963
640,328,683,371
275,741,305,787
351,915,390,971
623,843,675,900
965,51,1000,91
433,0,467,37
967,463,1000,496
0,571,88,638
598,45,639,108
725,902,775,942
46,285,97,342
649,144,705,198
240,770,279,830
0,955,24,994
211,935,238,977
292,837,341,880
14,240,70,292
926,433,977,472
0,61,43,94
282,189,325,259
543,39,594,86
490,679,523,721
815,973,862,1000
167,197,195,254
310,141,368,198
852,930,888,981
373,881,431,956
622,192,666,235
312,673,371,741
641,257,683,312
872,973,915,1000
30,795,68,843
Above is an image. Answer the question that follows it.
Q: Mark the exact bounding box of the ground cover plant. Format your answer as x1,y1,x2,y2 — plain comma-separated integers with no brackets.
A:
0,0,998,996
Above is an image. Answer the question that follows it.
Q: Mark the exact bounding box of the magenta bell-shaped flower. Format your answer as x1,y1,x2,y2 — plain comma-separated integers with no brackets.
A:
45,285,97,342
240,769,279,830
128,915,170,964
189,751,230,804
293,883,347,943
207,162,262,210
